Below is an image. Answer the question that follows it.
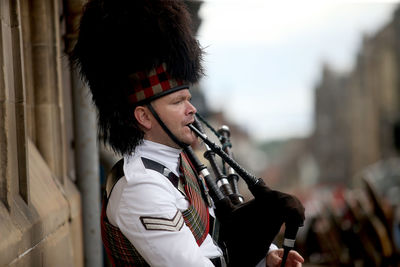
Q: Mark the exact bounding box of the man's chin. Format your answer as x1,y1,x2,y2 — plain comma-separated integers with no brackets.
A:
180,134,197,147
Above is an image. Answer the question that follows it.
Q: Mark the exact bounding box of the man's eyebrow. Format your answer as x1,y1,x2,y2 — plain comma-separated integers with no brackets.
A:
171,93,191,101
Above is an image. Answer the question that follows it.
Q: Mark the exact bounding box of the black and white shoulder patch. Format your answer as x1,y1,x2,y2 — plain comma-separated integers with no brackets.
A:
140,211,184,232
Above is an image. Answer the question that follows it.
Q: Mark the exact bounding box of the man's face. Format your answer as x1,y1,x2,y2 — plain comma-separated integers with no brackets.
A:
147,89,197,148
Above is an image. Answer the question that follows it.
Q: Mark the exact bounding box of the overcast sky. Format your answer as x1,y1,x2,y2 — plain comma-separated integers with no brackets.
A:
197,0,398,141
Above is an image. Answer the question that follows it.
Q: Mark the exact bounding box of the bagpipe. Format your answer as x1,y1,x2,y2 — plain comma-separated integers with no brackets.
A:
183,116,305,267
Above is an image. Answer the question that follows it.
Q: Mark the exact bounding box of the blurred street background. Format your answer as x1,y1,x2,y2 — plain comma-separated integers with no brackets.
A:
195,1,400,266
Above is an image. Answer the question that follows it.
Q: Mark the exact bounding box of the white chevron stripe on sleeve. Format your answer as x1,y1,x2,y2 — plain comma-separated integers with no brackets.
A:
140,211,184,232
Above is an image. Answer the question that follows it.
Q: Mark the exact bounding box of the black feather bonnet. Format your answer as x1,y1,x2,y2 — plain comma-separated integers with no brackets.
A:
71,0,204,154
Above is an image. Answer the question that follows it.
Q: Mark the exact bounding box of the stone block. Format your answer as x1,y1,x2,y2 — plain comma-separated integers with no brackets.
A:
0,1,11,27
0,140,75,266
8,223,74,267
34,104,64,179
65,178,84,267
0,203,22,265
2,18,16,103
29,139,69,231
31,45,56,104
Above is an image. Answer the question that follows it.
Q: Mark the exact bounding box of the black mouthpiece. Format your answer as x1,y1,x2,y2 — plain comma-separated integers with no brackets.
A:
192,116,205,133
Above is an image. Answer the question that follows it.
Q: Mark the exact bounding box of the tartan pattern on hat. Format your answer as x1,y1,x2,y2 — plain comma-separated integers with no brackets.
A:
101,200,150,267
127,63,185,104
180,152,210,245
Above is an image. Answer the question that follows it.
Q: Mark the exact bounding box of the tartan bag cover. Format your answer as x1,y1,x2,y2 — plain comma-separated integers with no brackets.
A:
101,153,210,266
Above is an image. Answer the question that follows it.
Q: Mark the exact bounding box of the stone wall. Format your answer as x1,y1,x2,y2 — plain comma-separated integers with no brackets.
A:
0,0,83,265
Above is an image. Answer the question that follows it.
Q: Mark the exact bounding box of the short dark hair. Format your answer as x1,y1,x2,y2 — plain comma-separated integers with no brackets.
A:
71,0,203,155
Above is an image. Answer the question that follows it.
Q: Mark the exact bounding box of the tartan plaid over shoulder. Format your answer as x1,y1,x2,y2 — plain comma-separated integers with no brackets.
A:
101,156,211,266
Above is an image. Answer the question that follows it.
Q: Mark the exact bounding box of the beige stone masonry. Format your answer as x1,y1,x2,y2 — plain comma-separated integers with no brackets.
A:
0,0,83,266
0,139,79,266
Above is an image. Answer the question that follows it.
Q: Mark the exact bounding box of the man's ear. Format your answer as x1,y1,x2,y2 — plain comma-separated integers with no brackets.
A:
134,106,152,130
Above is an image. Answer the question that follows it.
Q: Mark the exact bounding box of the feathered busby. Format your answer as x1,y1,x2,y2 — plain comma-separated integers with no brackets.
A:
71,0,204,155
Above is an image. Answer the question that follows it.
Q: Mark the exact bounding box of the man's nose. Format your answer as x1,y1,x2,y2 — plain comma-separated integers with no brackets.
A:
187,101,197,115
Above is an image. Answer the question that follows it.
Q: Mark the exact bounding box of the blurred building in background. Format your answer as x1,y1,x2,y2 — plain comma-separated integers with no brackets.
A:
284,5,400,266
313,10,400,187
243,4,400,266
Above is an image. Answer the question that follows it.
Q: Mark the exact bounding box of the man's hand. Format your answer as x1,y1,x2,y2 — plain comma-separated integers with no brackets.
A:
266,249,304,267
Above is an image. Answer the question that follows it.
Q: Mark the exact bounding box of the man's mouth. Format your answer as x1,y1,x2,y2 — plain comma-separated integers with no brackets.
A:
185,120,194,127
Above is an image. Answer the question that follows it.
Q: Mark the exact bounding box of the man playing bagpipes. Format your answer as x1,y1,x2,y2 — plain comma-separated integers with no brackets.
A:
71,0,305,266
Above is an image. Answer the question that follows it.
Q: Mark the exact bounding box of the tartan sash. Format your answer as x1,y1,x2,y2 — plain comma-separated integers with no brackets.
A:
180,152,210,246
